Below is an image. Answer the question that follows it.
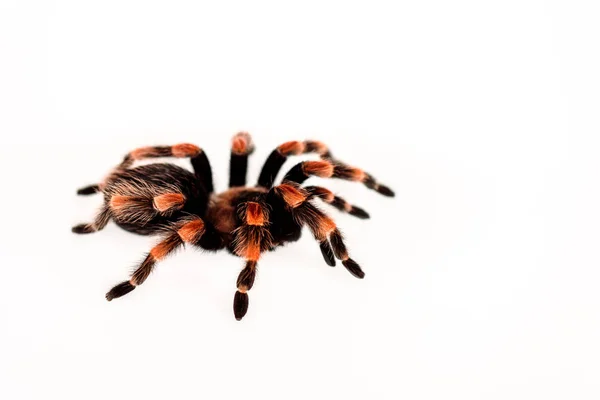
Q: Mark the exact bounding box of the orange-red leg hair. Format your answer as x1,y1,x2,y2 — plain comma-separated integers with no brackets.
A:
105,218,206,301
153,193,186,214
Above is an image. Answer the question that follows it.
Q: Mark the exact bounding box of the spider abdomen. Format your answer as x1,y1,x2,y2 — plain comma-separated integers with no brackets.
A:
103,163,209,235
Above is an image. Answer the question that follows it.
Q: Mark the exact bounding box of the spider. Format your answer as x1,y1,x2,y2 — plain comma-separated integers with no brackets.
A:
73,132,394,320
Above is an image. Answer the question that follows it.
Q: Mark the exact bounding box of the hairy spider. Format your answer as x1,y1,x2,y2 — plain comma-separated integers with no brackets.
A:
73,132,394,320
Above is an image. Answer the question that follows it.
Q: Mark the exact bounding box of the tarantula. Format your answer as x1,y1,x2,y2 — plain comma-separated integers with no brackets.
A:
73,132,394,320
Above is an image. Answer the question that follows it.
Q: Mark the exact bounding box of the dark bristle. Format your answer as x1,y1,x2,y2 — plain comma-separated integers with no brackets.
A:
329,229,348,260
283,163,309,184
377,184,395,197
349,206,370,219
236,261,257,290
190,151,215,193
364,174,377,187
71,224,95,234
342,259,365,279
258,150,287,188
319,240,336,267
234,291,249,321
130,256,155,286
303,140,325,154
229,154,249,187
332,164,355,180
154,146,174,157
197,226,224,251
77,184,100,195
106,281,136,301
331,197,346,210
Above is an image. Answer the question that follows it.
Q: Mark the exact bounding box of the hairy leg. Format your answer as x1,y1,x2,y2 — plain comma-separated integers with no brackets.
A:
105,217,207,300
231,202,272,320
257,140,330,188
304,185,370,219
271,183,365,278
283,160,394,197
77,143,215,195
72,203,111,234
229,132,255,187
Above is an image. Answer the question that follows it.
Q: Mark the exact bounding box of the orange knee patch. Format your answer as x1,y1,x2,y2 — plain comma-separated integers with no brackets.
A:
246,202,266,226
303,161,334,178
232,132,253,155
153,193,186,212
278,141,306,155
150,241,174,260
177,219,205,243
172,143,201,157
110,195,136,210
315,215,337,240
245,242,261,261
275,184,307,208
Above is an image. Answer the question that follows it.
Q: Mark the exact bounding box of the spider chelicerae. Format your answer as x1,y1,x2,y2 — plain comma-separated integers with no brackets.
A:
73,132,394,320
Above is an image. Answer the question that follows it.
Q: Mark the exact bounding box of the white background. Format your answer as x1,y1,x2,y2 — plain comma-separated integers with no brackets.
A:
1,1,599,399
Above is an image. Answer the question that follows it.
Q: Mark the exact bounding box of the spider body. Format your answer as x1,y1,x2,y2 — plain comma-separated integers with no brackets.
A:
73,133,394,320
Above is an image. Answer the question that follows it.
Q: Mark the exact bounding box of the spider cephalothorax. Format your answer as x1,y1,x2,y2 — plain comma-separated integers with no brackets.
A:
73,132,394,320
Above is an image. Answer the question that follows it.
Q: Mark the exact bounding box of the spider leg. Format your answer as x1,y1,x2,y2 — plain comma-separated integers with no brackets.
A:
304,185,370,219
77,143,215,196
283,160,394,197
257,140,330,188
295,201,365,279
231,202,272,320
105,217,206,300
229,132,255,187
118,143,214,193
272,183,364,277
234,261,256,320
76,184,101,196
72,203,111,234
267,183,334,267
